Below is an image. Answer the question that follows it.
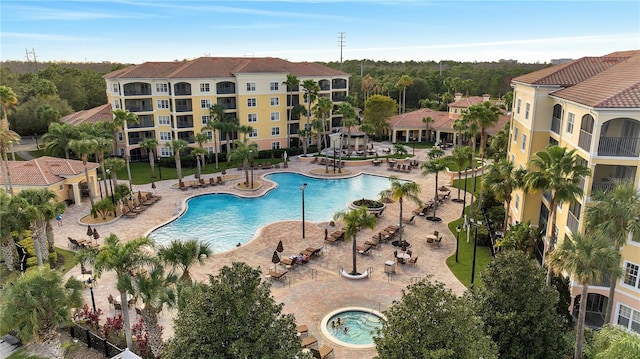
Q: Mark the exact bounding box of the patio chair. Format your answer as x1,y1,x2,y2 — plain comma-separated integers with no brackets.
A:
402,215,415,225
409,256,418,267
301,335,318,348
311,345,335,359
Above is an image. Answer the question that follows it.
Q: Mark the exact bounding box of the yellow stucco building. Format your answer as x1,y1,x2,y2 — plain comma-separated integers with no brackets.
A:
507,50,640,332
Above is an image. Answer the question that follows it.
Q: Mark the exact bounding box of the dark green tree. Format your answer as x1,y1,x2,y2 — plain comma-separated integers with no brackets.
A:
164,262,300,359
473,250,568,359
363,95,396,139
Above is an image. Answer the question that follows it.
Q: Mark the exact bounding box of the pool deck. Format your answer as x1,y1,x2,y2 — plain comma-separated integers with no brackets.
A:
54,144,471,359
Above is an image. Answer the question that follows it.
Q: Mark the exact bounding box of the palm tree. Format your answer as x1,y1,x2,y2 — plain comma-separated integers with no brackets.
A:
0,86,18,124
421,148,447,221
218,115,239,154
133,263,177,358
193,133,209,172
449,146,472,202
495,220,542,256
0,123,19,195
191,146,206,180
379,176,421,247
396,75,413,114
524,145,591,285
104,157,125,188
283,74,300,147
0,269,83,359
313,96,333,152
166,139,189,183
228,137,258,186
452,118,465,148
548,232,620,359
460,110,480,199
94,234,155,350
301,79,320,128
361,74,375,106
70,138,98,207
482,158,527,230
333,207,377,275
0,190,22,271
298,128,313,156
337,102,357,157
359,122,375,159
207,104,227,169
139,137,159,179
42,122,79,159
157,239,212,284
18,189,64,267
585,179,640,322
591,324,640,358
93,136,114,200
111,109,138,189
422,116,434,143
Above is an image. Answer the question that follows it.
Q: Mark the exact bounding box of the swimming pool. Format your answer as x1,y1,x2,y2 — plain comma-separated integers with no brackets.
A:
149,173,392,253
320,307,385,349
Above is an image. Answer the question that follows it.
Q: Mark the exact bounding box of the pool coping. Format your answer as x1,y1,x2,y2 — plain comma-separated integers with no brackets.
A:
320,306,386,349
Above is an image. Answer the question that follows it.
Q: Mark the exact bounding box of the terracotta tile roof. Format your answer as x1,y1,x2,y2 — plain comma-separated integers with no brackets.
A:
449,96,485,108
103,57,348,79
389,108,509,135
4,157,99,186
60,104,112,126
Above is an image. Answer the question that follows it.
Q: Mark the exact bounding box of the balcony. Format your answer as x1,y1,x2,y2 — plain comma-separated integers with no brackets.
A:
332,79,347,89
127,115,154,129
127,131,155,145
124,99,153,113
597,137,640,157
567,212,580,233
175,99,192,113
174,82,191,96
176,115,194,129
551,116,561,134
332,92,347,102
590,164,637,194
177,131,195,144
217,98,236,110
123,82,151,96
216,82,236,95
578,130,592,152
319,80,330,91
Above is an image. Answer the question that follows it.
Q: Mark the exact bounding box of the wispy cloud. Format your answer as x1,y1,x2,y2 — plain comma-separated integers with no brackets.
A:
7,4,163,21
0,32,88,42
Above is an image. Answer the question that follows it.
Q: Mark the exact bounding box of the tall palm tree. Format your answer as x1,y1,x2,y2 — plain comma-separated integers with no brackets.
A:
93,136,114,200
301,79,320,128
585,179,640,322
94,234,155,350
133,263,177,358
359,122,375,160
449,146,472,202
337,102,357,157
482,158,527,230
421,148,447,221
139,137,159,179
283,74,300,147
111,109,138,189
333,207,377,275
361,74,375,106
42,122,79,159
218,115,239,154
166,139,189,183
422,116,434,143
0,86,19,194
0,190,22,271
396,75,413,114
379,176,421,247
228,137,258,186
104,157,125,188
207,104,227,169
193,132,209,171
191,146,206,180
524,145,591,285
452,118,465,148
297,128,313,156
549,232,620,359
17,189,64,267
0,86,18,124
157,239,212,285
313,96,333,152
70,138,98,207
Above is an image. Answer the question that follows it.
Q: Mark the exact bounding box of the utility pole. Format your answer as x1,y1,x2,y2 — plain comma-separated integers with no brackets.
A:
338,32,346,71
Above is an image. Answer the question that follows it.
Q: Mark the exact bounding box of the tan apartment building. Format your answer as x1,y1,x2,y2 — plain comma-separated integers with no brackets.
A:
102,57,349,161
507,50,640,332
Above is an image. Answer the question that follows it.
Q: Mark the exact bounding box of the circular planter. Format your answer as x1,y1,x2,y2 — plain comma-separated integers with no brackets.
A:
348,199,386,215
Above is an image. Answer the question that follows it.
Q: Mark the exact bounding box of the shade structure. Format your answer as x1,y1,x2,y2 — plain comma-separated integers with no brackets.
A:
271,250,281,272
86,225,93,237
151,182,156,189
276,240,283,253
93,228,100,240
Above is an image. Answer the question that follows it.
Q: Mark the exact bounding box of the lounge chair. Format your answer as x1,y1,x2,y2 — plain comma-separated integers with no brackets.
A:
296,325,308,337
301,335,318,348
311,345,334,359
402,215,415,225
209,177,216,186
216,176,225,185
268,270,288,282
357,244,373,255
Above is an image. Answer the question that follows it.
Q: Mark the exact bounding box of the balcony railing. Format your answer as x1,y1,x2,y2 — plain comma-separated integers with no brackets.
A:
567,212,580,233
123,88,151,96
175,105,192,112
127,120,154,129
551,116,561,134
597,137,640,157
578,130,592,151
125,105,153,112
217,98,236,110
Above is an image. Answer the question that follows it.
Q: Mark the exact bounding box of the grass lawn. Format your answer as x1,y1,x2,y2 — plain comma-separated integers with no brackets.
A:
444,175,492,289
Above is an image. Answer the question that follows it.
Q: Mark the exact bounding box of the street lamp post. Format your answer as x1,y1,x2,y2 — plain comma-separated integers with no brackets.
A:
470,218,482,289
86,277,97,312
300,183,307,239
107,169,115,204
455,225,461,263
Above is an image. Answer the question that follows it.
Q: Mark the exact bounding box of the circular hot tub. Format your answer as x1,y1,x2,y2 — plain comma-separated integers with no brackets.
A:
320,307,385,349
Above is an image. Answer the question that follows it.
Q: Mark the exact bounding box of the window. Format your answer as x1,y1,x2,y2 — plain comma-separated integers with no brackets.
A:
513,127,518,142
200,83,210,92
270,82,279,91
247,114,257,123
247,98,257,107
112,100,120,109
158,115,170,125
521,134,527,151
159,132,172,141
246,82,256,92
617,304,640,334
271,127,280,136
249,129,258,138
201,99,211,109
271,142,281,149
270,97,280,106
203,130,213,139
516,99,521,114
157,100,169,109
514,193,520,212
270,112,280,121
112,83,119,93
525,103,530,120
119,148,124,156
160,148,172,157
117,132,123,141
566,112,575,134
156,83,168,93
623,262,639,288
201,115,210,125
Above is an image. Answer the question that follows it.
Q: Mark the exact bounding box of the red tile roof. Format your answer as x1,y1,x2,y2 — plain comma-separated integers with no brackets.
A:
103,57,348,79
449,96,486,108
60,104,112,126
389,107,509,135
4,157,99,186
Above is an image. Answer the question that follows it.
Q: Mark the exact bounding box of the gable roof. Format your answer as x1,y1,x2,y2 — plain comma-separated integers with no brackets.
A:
4,157,99,187
388,107,509,136
60,103,112,126
103,57,348,79
449,96,486,108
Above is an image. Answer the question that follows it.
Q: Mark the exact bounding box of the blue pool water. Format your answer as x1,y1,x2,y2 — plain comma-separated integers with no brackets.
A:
326,310,383,345
149,173,392,253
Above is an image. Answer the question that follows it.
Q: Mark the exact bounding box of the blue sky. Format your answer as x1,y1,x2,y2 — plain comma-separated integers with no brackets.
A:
1,1,639,64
